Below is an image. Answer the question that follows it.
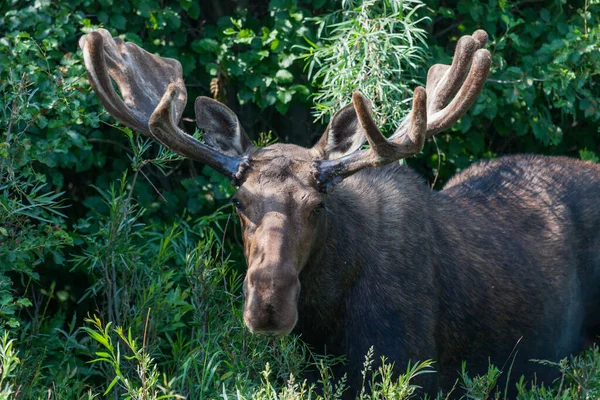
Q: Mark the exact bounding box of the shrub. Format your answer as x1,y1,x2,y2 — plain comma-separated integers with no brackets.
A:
302,0,429,133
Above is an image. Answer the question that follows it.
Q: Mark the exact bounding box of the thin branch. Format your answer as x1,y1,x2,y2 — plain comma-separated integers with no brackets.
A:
139,168,167,203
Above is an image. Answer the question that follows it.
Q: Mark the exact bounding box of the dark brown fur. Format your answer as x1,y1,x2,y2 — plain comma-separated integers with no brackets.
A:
294,154,600,397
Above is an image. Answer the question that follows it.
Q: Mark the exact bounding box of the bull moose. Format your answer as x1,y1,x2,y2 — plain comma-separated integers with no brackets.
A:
79,28,600,397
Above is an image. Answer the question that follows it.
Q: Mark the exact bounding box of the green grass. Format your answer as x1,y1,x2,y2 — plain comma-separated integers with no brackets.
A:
3,309,600,400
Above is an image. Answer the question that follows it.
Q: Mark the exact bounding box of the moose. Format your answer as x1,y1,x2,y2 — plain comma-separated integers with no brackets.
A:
79,29,600,397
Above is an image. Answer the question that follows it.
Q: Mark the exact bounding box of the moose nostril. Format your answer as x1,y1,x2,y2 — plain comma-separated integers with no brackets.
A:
243,268,300,336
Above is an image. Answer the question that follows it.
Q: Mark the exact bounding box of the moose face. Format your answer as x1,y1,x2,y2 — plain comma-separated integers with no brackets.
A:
229,100,383,334
233,144,326,335
192,99,375,336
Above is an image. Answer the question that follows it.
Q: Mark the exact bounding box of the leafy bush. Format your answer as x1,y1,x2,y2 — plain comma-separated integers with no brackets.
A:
0,7,87,332
302,0,429,133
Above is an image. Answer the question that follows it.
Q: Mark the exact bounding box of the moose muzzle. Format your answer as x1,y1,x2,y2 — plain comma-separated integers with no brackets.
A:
242,212,302,335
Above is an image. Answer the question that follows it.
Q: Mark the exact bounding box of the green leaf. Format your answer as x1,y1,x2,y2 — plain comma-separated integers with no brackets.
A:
137,1,154,17
460,114,472,133
179,0,192,11
277,90,292,104
191,38,219,53
165,9,181,29
245,75,262,89
111,14,127,30
87,330,111,350
16,298,32,307
290,84,309,96
220,371,234,381
579,149,599,163
187,2,200,19
274,69,293,83
205,63,219,76
104,377,119,395
97,11,108,23
276,101,290,114
265,92,277,106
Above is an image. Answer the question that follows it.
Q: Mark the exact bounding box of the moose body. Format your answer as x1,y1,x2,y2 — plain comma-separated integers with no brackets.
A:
294,154,600,395
79,28,600,397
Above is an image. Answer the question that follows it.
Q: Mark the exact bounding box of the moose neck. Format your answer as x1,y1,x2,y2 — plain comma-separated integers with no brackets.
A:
295,163,440,352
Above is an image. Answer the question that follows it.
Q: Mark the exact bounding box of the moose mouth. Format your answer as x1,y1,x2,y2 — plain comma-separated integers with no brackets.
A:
242,268,301,336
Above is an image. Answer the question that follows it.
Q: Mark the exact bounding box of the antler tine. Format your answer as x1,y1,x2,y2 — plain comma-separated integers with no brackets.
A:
313,89,427,189
79,29,247,182
353,90,426,159
79,29,185,136
392,30,490,139
425,48,491,135
426,34,480,114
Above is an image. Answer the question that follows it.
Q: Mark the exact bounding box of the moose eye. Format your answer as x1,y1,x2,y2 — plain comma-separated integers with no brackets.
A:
312,203,325,215
231,198,243,211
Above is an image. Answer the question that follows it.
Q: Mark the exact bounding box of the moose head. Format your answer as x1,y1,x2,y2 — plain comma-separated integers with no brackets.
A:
79,29,490,336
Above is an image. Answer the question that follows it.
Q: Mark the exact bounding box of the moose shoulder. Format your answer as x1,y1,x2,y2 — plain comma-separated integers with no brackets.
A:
79,29,600,397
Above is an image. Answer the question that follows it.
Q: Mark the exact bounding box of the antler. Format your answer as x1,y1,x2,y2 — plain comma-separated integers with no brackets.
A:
314,30,492,189
79,29,248,182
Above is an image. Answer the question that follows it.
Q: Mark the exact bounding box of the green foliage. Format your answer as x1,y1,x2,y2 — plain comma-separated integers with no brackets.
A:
0,333,20,399
71,173,311,398
0,26,84,330
195,1,314,114
517,347,600,399
358,347,435,399
451,347,600,399
83,315,184,399
459,361,502,400
303,0,429,133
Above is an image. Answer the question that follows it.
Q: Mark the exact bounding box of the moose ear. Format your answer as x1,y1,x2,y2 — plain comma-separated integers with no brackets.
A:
312,99,370,160
194,96,255,157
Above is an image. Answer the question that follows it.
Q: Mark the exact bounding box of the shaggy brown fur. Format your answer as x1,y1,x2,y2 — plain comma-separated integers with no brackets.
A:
294,154,600,397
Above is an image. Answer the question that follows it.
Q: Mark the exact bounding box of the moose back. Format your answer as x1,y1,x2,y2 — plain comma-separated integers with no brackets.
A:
79,28,600,396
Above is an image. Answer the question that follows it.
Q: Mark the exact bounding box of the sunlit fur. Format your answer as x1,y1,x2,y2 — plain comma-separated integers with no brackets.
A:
235,144,324,335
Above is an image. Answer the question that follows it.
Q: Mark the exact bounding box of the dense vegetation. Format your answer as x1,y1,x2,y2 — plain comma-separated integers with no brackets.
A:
0,0,599,398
